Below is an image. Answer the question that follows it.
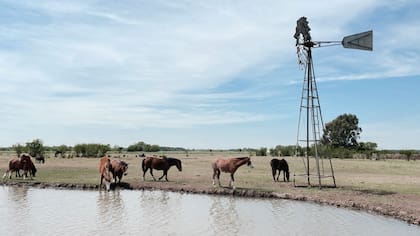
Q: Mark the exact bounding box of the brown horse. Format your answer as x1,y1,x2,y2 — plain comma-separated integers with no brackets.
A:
142,156,182,181
212,157,253,189
21,154,37,179
110,159,128,183
99,157,112,191
2,153,37,180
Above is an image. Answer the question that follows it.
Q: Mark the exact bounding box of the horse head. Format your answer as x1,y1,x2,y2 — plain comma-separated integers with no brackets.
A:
176,159,182,172
246,158,254,169
120,161,128,176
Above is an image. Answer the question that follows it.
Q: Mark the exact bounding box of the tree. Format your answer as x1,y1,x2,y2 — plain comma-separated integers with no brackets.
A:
25,139,45,158
12,143,25,157
256,147,267,156
322,114,362,148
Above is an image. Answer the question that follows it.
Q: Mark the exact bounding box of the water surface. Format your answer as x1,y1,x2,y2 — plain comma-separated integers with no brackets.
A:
0,186,418,235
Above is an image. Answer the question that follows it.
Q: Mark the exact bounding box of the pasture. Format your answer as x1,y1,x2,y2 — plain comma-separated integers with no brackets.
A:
1,151,419,194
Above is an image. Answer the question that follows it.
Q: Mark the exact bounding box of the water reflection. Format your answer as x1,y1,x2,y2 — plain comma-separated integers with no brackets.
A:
4,186,31,235
96,190,128,235
0,186,419,236
209,196,240,235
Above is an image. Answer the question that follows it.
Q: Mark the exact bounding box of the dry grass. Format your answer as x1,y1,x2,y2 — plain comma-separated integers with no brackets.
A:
1,152,419,195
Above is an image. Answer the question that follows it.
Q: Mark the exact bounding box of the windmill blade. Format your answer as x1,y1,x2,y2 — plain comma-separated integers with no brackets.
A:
342,30,373,51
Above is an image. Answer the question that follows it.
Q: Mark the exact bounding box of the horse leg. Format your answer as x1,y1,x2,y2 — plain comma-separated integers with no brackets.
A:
230,173,235,189
217,169,221,187
150,169,156,181
143,167,147,181
158,170,166,181
212,169,217,186
2,171,8,179
100,176,103,190
283,170,286,182
277,170,281,182
272,168,277,182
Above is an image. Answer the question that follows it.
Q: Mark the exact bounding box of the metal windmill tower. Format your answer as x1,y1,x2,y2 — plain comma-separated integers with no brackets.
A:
293,17,372,188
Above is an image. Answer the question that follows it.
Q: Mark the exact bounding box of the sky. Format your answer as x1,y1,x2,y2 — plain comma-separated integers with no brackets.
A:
0,0,419,150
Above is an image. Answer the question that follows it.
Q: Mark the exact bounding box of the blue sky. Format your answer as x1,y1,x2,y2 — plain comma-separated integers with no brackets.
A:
0,0,419,149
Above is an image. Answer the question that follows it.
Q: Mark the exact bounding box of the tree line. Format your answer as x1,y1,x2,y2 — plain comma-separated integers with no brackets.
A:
2,114,418,160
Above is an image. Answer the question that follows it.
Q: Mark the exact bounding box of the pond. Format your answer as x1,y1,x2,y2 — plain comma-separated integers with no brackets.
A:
0,186,418,235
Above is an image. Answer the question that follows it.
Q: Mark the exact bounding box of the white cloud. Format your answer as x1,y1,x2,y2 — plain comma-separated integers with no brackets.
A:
1,0,418,147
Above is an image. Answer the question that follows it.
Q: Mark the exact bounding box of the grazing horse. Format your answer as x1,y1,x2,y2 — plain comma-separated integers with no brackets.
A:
99,157,112,191
142,156,182,181
21,154,37,179
110,159,128,183
212,157,253,189
270,158,290,182
2,154,37,180
35,154,45,164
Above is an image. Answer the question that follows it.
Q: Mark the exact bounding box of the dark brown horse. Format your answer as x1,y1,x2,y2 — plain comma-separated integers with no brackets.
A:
270,158,290,182
110,159,128,183
99,156,112,191
2,154,37,180
142,156,182,181
212,157,253,189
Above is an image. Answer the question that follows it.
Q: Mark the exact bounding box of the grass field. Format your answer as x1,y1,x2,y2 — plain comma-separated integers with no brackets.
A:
1,151,419,195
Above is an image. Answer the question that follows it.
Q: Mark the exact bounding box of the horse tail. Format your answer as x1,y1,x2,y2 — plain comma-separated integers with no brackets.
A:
142,158,146,172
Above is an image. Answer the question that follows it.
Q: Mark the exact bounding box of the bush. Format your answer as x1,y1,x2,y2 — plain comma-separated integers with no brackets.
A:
73,144,111,157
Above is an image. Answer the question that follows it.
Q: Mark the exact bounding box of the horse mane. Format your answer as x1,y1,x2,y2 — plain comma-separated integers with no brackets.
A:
235,157,249,160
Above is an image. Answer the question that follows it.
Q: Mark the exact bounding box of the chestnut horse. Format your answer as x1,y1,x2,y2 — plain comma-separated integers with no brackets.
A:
270,158,290,182
2,154,37,180
142,156,182,181
110,159,128,183
99,157,112,191
212,157,253,189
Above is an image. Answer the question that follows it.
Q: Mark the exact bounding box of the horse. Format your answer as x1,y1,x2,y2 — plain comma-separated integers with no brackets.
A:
142,156,182,181
270,158,290,182
2,154,37,180
110,159,128,183
212,157,253,189
99,156,112,191
20,154,37,179
3,158,23,179
35,154,45,164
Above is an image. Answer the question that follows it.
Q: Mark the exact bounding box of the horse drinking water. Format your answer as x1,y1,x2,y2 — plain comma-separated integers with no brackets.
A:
99,157,112,191
212,157,253,189
142,156,182,181
270,158,290,182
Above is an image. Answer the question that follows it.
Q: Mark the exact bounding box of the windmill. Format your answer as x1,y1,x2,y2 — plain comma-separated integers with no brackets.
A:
293,17,372,188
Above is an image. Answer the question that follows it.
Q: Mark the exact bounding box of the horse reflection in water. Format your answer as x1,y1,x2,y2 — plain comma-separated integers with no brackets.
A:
142,156,182,181
96,190,127,233
212,157,253,189
209,196,241,235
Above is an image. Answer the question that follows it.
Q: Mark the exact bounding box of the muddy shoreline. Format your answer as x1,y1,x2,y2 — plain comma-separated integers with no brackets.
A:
1,181,419,226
